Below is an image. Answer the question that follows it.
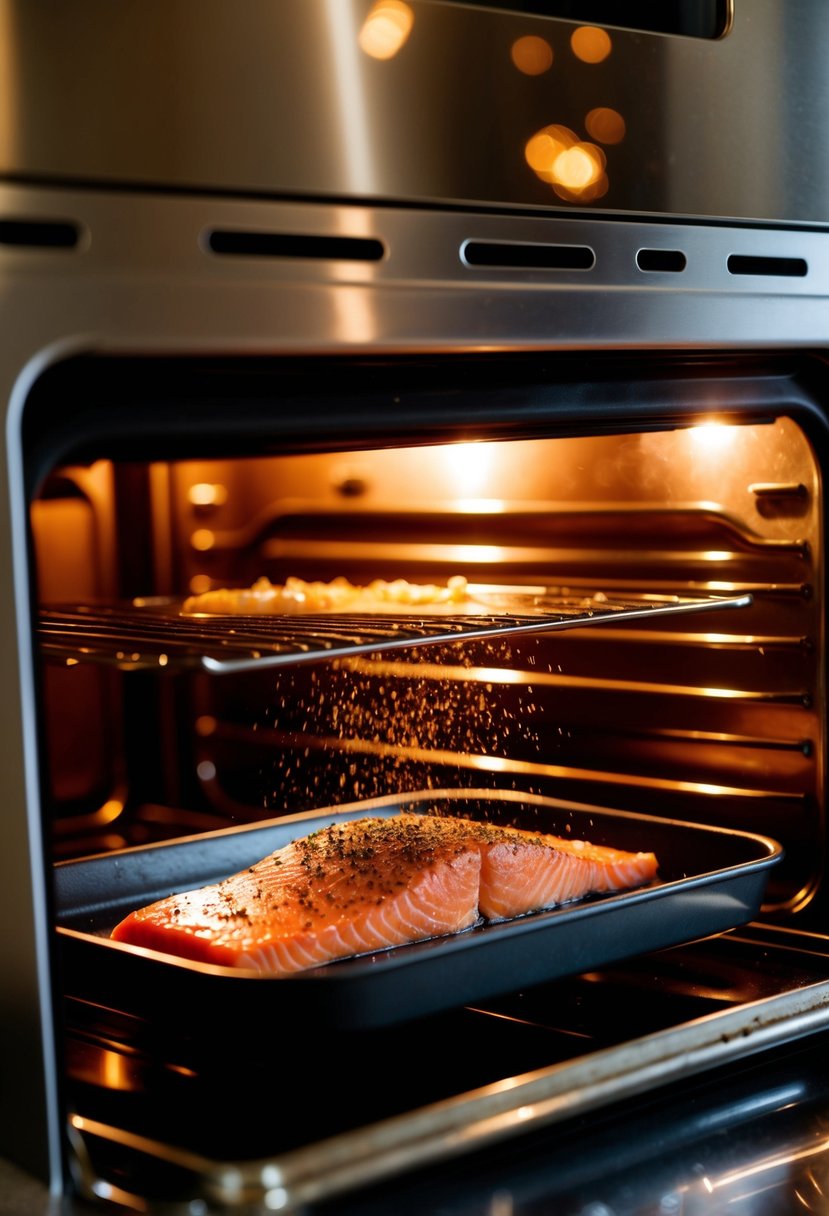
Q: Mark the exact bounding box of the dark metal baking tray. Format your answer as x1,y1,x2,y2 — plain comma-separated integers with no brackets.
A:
54,788,782,1031
38,588,753,673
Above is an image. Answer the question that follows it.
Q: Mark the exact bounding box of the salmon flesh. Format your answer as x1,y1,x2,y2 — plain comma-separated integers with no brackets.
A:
110,813,659,974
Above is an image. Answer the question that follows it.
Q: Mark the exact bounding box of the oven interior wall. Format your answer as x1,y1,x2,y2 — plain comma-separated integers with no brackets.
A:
29,368,825,928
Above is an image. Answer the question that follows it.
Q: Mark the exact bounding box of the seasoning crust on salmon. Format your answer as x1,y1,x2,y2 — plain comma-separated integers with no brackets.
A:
110,813,659,975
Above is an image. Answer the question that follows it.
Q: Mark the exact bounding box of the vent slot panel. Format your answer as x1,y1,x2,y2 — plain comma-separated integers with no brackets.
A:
0,218,80,249
727,254,808,278
206,230,385,262
462,241,595,270
637,249,687,273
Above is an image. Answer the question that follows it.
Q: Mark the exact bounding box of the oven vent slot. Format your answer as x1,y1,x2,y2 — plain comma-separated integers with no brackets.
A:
636,249,687,273
727,254,808,278
461,241,595,270
205,230,385,262
37,591,751,674
0,218,80,250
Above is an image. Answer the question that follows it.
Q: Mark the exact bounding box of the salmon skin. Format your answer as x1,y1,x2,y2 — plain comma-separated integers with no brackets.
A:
110,813,659,975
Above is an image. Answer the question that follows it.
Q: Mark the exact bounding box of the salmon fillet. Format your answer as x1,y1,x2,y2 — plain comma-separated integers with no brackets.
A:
110,813,659,975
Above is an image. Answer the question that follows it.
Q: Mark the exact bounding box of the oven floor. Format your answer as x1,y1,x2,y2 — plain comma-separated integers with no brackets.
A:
59,927,829,1210
312,1028,829,1216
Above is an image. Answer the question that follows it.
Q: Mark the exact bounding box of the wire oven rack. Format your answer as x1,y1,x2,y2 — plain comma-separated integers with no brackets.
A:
37,588,753,674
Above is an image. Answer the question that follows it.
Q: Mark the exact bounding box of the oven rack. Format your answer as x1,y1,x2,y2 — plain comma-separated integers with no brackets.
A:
37,590,753,674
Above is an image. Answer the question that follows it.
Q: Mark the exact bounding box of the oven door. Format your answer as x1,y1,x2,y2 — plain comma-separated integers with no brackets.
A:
11,342,829,1213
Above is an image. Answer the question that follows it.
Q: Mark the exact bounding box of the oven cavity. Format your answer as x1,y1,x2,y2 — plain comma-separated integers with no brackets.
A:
29,373,823,928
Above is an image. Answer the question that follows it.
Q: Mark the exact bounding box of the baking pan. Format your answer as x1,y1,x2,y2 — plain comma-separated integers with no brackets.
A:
54,788,782,1031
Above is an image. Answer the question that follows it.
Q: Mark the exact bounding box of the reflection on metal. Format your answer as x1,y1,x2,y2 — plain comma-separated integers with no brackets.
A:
585,106,626,145
570,25,613,64
50,790,128,844
511,35,554,76
687,1133,829,1210
210,720,810,805
1,0,827,222
359,0,414,61
525,124,609,202
64,980,829,1214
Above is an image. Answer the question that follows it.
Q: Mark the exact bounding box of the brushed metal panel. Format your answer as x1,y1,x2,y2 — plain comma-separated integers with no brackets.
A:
0,0,828,224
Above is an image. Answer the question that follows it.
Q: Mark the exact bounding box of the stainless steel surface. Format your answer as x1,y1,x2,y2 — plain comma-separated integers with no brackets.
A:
2,0,829,226
57,947,829,1213
13,1017,829,1216
36,592,753,673
5,186,829,362
68,983,829,1214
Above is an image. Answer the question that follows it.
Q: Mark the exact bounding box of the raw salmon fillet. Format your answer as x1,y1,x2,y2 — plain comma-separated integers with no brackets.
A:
110,813,658,975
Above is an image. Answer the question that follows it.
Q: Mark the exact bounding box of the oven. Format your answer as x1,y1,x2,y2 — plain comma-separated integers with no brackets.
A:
5,1,829,1213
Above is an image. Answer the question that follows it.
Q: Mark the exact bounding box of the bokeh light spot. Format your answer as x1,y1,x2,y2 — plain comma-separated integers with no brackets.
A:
585,106,626,144
554,144,602,191
571,25,612,64
525,126,608,201
511,34,554,75
359,0,414,60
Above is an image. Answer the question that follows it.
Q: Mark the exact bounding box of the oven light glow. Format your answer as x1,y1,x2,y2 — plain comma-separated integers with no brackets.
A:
453,544,509,563
688,422,738,453
103,1049,137,1093
191,528,215,552
455,498,507,514
348,659,527,685
188,482,228,507
358,0,414,60
100,798,124,825
442,441,496,496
